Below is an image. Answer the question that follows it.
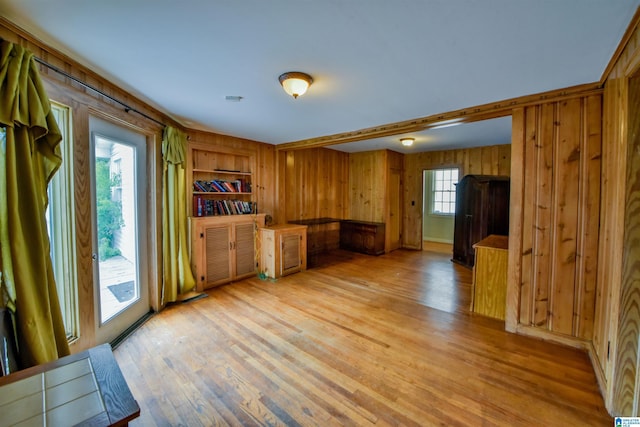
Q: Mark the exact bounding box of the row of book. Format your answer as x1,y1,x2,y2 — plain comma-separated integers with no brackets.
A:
193,196,257,217
193,179,251,193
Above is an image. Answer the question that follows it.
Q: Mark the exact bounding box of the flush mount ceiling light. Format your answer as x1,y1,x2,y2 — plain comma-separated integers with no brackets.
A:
278,72,313,99
400,137,415,147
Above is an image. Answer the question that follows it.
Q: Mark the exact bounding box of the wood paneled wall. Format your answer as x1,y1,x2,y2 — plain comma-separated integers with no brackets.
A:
349,150,404,252
276,148,349,223
349,151,388,223
600,14,640,414
613,71,640,417
386,151,404,252
593,50,631,408
403,145,511,249
507,96,602,344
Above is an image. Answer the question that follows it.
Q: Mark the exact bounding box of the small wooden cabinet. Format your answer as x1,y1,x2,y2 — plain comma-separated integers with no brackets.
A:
191,214,266,290
471,235,508,320
340,220,385,255
259,224,307,279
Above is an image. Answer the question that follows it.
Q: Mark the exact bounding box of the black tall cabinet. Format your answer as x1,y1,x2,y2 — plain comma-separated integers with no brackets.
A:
452,175,510,268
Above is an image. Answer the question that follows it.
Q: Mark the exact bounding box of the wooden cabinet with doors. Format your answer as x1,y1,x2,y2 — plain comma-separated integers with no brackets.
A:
191,214,266,290
452,175,510,268
340,220,386,255
259,224,307,279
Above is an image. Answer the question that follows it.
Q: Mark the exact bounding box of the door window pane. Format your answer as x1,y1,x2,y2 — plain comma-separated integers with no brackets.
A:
94,136,138,323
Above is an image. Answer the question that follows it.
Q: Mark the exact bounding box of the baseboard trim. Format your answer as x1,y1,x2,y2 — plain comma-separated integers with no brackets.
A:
110,310,155,350
422,240,453,254
423,237,453,244
586,341,611,415
514,324,590,351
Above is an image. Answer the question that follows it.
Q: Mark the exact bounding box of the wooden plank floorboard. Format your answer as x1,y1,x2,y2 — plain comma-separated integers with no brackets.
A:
115,249,611,426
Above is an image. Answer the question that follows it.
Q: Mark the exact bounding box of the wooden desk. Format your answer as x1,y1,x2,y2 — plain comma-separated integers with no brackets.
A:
0,343,139,426
287,218,341,267
471,235,508,320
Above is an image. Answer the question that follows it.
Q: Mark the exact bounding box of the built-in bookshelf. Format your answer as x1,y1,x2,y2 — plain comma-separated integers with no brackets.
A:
187,143,257,217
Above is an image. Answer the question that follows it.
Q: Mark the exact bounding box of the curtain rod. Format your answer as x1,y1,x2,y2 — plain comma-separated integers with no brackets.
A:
33,56,166,128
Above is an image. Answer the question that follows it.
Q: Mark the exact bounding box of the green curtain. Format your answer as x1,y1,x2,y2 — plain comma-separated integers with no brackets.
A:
0,40,70,368
162,126,196,303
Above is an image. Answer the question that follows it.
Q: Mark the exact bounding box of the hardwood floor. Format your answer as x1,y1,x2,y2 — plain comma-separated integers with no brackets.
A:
114,249,611,426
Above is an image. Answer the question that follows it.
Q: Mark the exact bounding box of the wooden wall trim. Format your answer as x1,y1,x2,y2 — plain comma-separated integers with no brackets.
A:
588,341,610,404
601,6,640,84
276,85,602,151
506,108,525,333
514,325,591,351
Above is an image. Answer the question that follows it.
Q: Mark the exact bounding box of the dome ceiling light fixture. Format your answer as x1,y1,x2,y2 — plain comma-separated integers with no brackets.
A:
400,137,415,147
278,71,313,99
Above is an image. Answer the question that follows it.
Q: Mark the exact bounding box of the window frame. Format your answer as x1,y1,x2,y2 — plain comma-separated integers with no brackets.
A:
429,167,459,216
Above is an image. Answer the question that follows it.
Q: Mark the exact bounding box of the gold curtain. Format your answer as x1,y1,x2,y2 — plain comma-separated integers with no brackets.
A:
0,40,69,368
162,126,196,303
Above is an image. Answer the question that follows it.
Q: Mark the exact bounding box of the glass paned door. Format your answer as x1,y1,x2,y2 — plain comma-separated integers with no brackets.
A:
90,116,148,344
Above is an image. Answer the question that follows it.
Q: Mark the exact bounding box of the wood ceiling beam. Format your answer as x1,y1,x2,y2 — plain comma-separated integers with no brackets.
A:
275,82,603,151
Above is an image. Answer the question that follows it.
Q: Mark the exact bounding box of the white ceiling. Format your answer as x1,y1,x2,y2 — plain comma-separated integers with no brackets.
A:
1,1,638,153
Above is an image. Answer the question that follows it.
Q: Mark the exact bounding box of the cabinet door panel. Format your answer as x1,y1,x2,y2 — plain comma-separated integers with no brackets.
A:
235,222,256,277
205,225,231,286
282,234,301,274
364,233,376,251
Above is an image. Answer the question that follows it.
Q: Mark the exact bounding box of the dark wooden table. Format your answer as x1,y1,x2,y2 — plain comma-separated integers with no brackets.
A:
0,343,140,426
288,218,342,267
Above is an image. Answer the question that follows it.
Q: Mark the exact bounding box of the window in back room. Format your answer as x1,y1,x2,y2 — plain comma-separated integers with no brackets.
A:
423,167,459,247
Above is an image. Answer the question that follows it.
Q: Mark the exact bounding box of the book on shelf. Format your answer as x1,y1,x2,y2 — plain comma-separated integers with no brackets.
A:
193,179,251,193
193,195,203,217
221,181,236,192
193,181,208,192
233,178,251,193
210,180,227,192
193,195,256,217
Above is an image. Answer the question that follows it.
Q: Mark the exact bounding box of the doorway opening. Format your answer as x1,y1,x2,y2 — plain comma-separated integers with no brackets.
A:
422,167,460,254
